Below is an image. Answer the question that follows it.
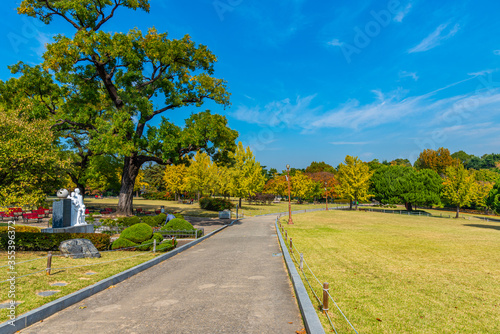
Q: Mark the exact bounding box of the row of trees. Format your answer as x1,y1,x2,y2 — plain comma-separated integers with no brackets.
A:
261,150,500,217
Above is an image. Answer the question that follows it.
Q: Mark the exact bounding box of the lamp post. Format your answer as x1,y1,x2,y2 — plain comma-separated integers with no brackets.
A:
286,164,293,224
325,182,328,211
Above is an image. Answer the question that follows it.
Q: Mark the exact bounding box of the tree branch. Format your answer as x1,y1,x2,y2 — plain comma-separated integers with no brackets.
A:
93,0,121,31
40,0,82,30
147,96,208,121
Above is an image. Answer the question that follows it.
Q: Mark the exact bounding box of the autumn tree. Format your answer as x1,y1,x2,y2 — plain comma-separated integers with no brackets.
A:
305,161,336,174
337,156,372,210
186,152,213,201
290,171,316,203
163,164,188,201
229,142,266,207
0,109,68,206
442,164,476,218
7,1,237,215
414,147,458,175
263,175,288,197
307,172,338,200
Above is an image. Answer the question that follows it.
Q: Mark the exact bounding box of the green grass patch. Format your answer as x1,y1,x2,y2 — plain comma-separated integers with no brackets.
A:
281,210,500,334
0,250,159,322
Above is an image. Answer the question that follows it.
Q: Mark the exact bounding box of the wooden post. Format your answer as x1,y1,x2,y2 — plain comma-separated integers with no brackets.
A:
153,239,156,253
322,282,329,314
46,252,52,276
290,238,293,254
285,230,288,240
299,253,304,271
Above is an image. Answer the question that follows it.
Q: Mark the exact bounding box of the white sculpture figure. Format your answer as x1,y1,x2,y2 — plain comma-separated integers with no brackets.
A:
68,188,86,226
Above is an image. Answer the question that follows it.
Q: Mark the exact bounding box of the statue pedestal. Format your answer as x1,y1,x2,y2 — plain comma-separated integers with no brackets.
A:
41,225,94,234
52,199,73,228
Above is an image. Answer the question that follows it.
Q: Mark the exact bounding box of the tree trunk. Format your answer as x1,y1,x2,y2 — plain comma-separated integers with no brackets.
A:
239,197,242,209
405,202,413,211
355,196,358,210
117,156,141,216
456,205,460,218
349,200,353,210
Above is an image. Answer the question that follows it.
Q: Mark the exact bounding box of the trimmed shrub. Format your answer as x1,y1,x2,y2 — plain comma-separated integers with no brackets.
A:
154,213,167,226
173,213,184,220
161,218,194,231
0,232,110,251
199,197,233,211
119,223,153,243
152,232,164,244
156,239,176,252
0,225,40,233
111,238,138,250
140,216,156,227
116,216,141,227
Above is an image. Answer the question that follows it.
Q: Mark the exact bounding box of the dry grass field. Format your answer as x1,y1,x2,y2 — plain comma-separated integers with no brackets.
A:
280,210,500,333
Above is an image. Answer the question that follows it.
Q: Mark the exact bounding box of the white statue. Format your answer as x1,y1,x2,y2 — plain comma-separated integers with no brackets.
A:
68,188,86,226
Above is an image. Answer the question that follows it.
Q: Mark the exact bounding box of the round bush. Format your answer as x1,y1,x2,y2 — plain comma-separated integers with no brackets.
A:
120,223,153,243
152,232,163,244
173,213,184,220
111,238,138,250
161,218,194,231
157,239,176,252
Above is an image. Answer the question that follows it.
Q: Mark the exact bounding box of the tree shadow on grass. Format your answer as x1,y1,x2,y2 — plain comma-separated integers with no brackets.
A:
464,224,500,231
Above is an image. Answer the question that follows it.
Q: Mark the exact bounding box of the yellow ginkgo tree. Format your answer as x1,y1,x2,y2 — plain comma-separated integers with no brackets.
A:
442,164,476,218
163,164,189,201
336,155,373,210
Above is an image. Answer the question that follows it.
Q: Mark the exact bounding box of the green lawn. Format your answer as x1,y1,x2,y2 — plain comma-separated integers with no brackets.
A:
0,251,158,323
280,210,500,334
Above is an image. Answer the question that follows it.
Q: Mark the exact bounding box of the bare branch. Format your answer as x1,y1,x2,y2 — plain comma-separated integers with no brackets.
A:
93,0,121,31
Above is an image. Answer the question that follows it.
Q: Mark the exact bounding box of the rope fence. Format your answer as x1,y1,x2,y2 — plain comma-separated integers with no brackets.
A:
276,214,359,334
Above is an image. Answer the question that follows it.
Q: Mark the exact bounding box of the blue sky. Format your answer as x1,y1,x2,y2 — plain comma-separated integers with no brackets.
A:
1,0,500,170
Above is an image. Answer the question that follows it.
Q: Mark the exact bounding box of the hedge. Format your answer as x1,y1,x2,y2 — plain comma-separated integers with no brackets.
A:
161,218,194,231
199,197,233,211
156,239,177,252
0,232,110,251
111,238,138,250
0,225,40,233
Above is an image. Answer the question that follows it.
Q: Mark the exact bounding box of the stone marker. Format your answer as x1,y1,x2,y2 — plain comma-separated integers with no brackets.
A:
59,239,101,259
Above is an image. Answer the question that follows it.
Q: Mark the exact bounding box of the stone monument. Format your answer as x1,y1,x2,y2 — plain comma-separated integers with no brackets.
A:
42,188,94,234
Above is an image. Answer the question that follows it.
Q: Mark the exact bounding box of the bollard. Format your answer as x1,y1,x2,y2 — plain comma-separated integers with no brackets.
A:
153,239,156,253
300,253,304,270
322,282,329,314
290,238,293,254
46,252,52,276
172,236,176,248
285,230,288,241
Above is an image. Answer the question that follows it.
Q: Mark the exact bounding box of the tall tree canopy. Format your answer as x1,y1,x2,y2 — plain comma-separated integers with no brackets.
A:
442,164,476,218
4,0,238,214
414,147,458,175
370,165,442,211
0,108,68,206
486,180,500,214
305,161,336,174
337,156,372,210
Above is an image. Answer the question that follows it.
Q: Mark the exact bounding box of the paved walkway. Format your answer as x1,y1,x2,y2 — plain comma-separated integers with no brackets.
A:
21,216,304,333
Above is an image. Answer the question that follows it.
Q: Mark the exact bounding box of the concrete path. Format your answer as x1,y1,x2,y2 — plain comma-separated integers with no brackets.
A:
21,216,304,333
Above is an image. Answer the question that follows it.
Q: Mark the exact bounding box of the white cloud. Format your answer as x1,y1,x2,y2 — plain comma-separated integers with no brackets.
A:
408,23,460,53
327,38,343,47
399,70,419,81
468,69,497,77
31,32,54,58
393,3,412,23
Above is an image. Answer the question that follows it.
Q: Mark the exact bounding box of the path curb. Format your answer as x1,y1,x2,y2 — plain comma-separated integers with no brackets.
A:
275,217,325,334
0,221,235,334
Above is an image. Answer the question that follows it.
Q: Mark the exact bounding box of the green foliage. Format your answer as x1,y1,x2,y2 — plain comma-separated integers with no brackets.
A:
305,161,336,174
486,181,500,214
199,197,233,211
465,153,500,170
371,166,442,210
141,191,175,200
119,223,153,243
442,164,476,217
156,239,176,252
0,233,110,251
116,216,141,227
174,213,184,220
0,225,40,233
152,232,164,244
161,218,194,231
111,238,138,250
337,156,372,209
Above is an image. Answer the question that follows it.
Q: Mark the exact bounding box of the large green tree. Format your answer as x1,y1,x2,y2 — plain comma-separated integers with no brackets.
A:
0,108,68,206
486,180,500,214
6,1,237,215
370,165,442,211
